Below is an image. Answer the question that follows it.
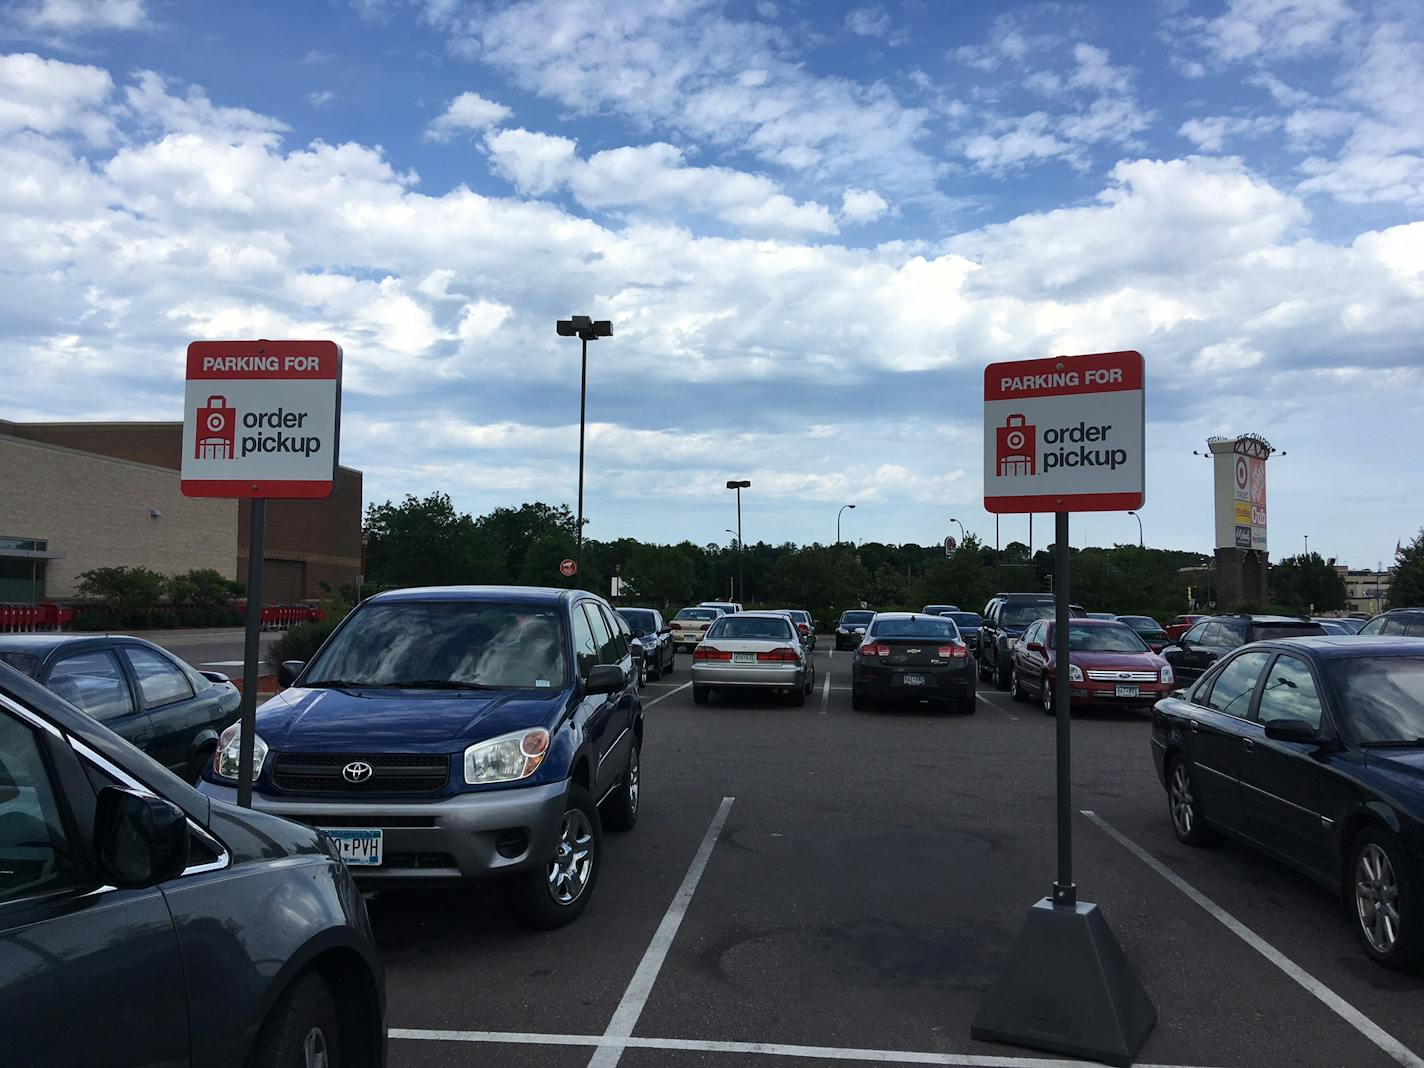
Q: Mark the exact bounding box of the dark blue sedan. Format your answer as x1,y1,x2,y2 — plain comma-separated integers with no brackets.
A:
1152,636,1424,971
0,633,241,783
198,585,644,929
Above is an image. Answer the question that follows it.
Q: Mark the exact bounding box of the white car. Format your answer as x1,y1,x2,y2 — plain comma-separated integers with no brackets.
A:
691,611,815,707
670,607,723,651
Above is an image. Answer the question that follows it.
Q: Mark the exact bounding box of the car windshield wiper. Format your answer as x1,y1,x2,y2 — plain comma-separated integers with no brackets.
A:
385,679,493,690
1360,738,1424,748
303,678,380,689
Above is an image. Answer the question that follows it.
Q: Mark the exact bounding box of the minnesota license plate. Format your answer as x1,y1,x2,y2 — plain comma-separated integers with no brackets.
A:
1115,684,1139,698
901,673,927,686
321,828,382,866
733,652,756,664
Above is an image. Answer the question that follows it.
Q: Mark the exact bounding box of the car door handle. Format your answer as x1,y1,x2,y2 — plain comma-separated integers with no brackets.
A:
1242,738,1255,753
1189,721,1200,733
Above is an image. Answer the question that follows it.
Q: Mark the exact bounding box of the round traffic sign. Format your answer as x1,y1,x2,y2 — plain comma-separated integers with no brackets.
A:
1234,456,1249,490
944,535,957,554
559,559,577,577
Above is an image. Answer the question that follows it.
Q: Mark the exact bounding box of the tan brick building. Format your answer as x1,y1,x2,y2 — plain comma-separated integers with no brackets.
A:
0,419,362,602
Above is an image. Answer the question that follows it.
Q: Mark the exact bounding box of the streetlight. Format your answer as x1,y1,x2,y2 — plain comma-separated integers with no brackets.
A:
949,517,966,545
726,479,750,603
1128,510,1143,549
837,503,856,544
1304,534,1309,558
556,314,613,582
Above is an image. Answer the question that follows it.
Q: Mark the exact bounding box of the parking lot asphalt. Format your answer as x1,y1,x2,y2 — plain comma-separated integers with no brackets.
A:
342,644,1421,1067
144,626,279,675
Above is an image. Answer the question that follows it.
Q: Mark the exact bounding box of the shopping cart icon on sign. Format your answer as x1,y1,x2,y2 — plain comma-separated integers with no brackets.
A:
996,414,1036,477
196,395,236,460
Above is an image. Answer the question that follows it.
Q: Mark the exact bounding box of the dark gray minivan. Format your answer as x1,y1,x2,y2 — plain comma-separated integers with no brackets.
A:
0,661,385,1067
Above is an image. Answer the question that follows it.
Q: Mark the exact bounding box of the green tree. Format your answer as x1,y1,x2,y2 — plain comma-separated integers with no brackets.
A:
912,534,993,611
1271,552,1347,614
1386,530,1424,610
364,492,505,588
624,544,696,612
477,502,579,581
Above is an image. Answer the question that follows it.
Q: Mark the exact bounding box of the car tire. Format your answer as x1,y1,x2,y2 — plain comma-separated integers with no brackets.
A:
959,696,976,715
648,657,661,682
1349,826,1422,972
994,655,1010,690
1041,674,1055,715
693,685,710,705
788,683,807,707
1009,668,1027,703
249,971,342,1068
664,651,674,676
186,743,216,785
1165,756,1219,848
511,785,602,930
851,686,868,711
601,742,640,832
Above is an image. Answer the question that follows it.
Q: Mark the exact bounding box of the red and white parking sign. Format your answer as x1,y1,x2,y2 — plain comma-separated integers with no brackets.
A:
181,340,342,499
983,350,1144,513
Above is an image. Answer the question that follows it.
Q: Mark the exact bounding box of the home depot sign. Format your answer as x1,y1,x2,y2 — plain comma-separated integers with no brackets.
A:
181,340,343,499
983,350,1145,513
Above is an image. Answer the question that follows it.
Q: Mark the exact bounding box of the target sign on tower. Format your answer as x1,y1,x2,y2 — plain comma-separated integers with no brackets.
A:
181,340,343,499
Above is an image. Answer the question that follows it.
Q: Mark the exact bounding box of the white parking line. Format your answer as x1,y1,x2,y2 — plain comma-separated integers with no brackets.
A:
977,689,1018,721
1083,810,1424,1068
586,796,736,1068
390,1028,1222,1067
820,672,831,715
642,682,691,708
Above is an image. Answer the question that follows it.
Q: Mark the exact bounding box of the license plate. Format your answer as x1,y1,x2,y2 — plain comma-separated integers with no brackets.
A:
901,673,926,686
321,828,383,866
733,652,756,664
1115,684,1139,698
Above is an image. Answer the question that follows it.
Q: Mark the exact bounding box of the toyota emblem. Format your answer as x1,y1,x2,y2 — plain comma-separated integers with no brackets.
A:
342,761,374,783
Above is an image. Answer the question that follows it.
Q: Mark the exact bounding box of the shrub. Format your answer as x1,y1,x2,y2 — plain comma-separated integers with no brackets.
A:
167,568,243,607
74,566,166,628
266,618,340,677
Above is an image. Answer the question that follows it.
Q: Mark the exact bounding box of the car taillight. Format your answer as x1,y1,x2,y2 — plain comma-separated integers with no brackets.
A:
756,647,800,662
797,623,810,633
694,646,732,661
860,642,891,657
699,623,711,631
938,642,968,659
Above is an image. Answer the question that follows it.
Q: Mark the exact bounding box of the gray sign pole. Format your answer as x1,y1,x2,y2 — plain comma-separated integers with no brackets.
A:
1051,511,1075,904
236,498,266,809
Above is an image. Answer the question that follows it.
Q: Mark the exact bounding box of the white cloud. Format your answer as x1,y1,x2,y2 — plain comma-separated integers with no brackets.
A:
0,52,115,145
485,130,838,235
11,0,146,32
845,6,890,38
307,90,336,109
124,70,287,139
963,113,1075,171
1202,0,1356,63
424,91,512,141
840,188,887,224
1179,115,1279,152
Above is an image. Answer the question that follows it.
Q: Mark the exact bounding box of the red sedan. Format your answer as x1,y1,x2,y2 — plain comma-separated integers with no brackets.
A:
1164,613,1207,642
1008,618,1173,714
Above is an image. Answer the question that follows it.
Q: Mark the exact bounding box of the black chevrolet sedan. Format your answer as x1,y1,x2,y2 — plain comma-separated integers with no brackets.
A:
1151,636,1424,971
0,661,385,1066
851,612,975,713
0,633,241,783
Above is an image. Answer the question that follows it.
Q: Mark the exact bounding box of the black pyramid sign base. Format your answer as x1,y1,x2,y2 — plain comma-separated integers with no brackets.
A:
971,898,1156,1067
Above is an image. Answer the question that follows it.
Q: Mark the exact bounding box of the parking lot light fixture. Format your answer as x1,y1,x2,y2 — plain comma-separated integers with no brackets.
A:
556,315,613,583
950,517,966,544
837,503,856,544
1128,510,1143,549
726,480,750,603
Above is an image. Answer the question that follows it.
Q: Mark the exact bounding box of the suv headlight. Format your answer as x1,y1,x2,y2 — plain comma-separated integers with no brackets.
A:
1160,664,1174,685
1068,664,1084,683
213,722,269,781
464,728,550,785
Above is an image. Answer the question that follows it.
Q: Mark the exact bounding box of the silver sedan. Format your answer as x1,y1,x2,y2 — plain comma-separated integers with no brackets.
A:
691,611,815,707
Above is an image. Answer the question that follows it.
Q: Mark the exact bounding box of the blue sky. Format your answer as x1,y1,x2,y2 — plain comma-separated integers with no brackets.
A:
2,0,1421,569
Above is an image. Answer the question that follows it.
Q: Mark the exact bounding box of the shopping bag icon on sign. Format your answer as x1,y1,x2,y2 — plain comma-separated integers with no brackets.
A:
196,395,236,460
996,414,1036,477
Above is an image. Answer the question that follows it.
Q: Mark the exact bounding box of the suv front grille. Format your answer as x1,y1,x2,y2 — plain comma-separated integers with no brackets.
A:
272,752,450,795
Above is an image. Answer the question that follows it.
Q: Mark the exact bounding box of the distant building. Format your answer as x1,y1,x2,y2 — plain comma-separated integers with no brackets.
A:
1335,565,1392,617
0,418,361,602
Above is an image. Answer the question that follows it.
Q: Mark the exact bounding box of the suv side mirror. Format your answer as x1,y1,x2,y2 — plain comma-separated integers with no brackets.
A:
277,660,305,687
585,664,626,695
94,787,190,888
1263,719,1322,744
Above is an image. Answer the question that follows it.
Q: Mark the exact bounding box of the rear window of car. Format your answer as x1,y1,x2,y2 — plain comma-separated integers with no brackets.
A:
0,651,39,677
872,617,958,639
617,609,657,634
1248,622,1326,641
674,609,719,621
707,616,793,641
841,612,874,625
948,613,981,628
304,601,568,690
787,611,810,622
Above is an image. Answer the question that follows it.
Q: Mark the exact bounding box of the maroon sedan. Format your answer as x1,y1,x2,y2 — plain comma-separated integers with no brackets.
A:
1008,617,1172,714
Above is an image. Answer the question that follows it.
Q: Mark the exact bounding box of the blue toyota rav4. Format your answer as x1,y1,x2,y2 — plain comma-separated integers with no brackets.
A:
199,586,643,929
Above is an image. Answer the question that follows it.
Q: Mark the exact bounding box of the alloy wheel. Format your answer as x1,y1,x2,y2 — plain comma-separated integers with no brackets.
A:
1041,676,1054,714
302,1027,329,1068
547,808,595,905
1169,763,1194,838
626,748,640,815
1356,843,1401,955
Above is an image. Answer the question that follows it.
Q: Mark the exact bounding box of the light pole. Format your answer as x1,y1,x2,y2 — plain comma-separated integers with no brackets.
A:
1128,510,1143,549
1304,534,1309,558
949,517,966,545
556,315,613,583
726,479,750,603
837,503,856,544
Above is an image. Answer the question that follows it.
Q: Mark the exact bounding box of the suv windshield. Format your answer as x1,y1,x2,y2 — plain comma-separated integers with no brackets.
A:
304,601,567,690
840,612,874,625
1328,657,1424,744
1002,603,1055,627
872,617,958,639
708,616,793,641
1060,624,1149,653
617,609,657,635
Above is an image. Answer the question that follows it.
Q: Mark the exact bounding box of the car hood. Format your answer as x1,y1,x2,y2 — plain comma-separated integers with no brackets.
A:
1061,651,1167,671
255,685,568,752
